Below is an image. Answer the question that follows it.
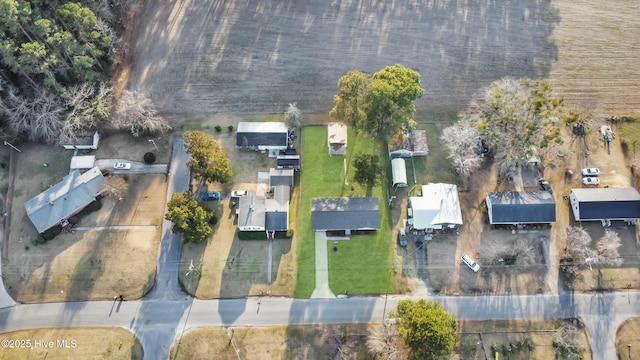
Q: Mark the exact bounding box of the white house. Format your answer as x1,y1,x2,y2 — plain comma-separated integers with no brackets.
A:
409,183,462,232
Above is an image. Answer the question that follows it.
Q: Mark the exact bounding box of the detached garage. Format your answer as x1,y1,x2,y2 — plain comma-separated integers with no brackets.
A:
391,158,407,188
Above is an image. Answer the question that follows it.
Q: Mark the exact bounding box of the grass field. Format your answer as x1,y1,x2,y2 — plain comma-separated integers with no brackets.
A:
295,126,393,297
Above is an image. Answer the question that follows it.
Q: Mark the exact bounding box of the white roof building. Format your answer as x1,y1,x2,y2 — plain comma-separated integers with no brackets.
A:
409,183,462,230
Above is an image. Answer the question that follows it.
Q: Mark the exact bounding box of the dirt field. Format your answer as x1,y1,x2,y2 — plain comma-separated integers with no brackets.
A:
1,133,170,302
129,1,640,115
0,327,143,360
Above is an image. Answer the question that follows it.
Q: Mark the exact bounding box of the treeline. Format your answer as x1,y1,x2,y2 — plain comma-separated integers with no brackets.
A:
0,0,170,145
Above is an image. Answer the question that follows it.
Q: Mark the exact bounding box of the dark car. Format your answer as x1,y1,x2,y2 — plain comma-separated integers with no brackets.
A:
398,228,407,247
200,192,221,201
539,178,552,193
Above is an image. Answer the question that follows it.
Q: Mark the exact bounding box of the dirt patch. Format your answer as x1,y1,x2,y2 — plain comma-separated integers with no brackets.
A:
2,134,168,302
0,327,143,360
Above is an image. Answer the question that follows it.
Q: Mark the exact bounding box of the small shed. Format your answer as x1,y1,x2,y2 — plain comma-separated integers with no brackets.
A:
391,158,407,188
276,155,300,169
70,155,96,170
328,123,347,155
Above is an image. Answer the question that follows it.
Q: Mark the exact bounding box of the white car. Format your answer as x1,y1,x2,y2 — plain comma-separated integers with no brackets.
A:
581,168,600,176
113,162,132,170
231,190,247,198
461,253,480,273
582,177,600,185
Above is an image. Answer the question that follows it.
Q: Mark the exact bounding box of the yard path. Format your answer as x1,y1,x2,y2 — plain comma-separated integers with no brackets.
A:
310,232,335,299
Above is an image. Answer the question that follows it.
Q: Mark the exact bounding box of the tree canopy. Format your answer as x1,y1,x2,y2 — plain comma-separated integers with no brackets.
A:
330,64,424,140
0,0,134,145
165,191,213,243
394,299,458,360
454,77,568,175
352,152,381,188
184,131,233,184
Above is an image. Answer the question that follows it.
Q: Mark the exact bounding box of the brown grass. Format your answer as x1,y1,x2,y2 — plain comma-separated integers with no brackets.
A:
616,318,640,360
0,327,143,360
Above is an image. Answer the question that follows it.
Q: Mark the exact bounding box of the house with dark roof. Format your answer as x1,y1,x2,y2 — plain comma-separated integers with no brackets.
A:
570,187,640,225
236,122,288,152
486,191,556,225
409,183,462,232
328,123,347,155
25,166,105,233
311,197,380,234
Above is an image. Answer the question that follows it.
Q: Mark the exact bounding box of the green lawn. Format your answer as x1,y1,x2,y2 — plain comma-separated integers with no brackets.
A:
616,117,640,156
295,126,393,297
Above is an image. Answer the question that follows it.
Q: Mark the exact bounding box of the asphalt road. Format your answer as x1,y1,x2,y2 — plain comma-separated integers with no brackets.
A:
0,292,637,359
0,137,635,359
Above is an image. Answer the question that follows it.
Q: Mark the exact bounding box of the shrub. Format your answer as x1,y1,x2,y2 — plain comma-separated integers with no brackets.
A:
69,216,79,225
214,125,222,132
24,245,29,251
31,236,46,246
144,152,156,164
286,229,294,238
209,215,218,225
228,125,234,132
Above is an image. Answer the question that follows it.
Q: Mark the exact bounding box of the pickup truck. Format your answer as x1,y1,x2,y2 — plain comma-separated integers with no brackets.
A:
200,192,221,201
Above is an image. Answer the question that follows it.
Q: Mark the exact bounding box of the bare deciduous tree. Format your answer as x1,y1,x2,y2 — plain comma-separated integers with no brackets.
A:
566,226,596,265
113,90,171,137
441,118,484,177
366,325,407,360
596,230,623,266
4,85,64,144
552,323,584,360
285,103,302,128
60,82,113,144
99,175,129,200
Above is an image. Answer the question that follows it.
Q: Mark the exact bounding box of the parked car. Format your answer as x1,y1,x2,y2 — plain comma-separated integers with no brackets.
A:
398,228,407,247
113,162,131,170
231,190,247,198
461,253,480,273
538,178,552,193
200,192,221,201
582,177,600,185
582,167,600,176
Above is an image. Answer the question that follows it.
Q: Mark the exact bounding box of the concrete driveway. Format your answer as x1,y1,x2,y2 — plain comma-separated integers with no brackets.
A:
94,159,168,174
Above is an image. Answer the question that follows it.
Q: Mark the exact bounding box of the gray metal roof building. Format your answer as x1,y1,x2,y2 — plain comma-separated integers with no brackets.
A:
236,122,288,150
486,191,556,224
311,197,380,231
570,187,640,222
25,166,105,233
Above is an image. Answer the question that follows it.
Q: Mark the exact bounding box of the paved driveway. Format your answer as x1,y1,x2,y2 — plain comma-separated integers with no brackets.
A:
94,159,168,174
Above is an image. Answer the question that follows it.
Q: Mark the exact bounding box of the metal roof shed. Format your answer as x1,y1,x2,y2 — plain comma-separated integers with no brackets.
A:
391,158,408,188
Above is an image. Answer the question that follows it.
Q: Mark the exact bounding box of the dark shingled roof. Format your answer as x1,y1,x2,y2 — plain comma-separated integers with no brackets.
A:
487,191,556,224
311,197,380,231
266,212,288,231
